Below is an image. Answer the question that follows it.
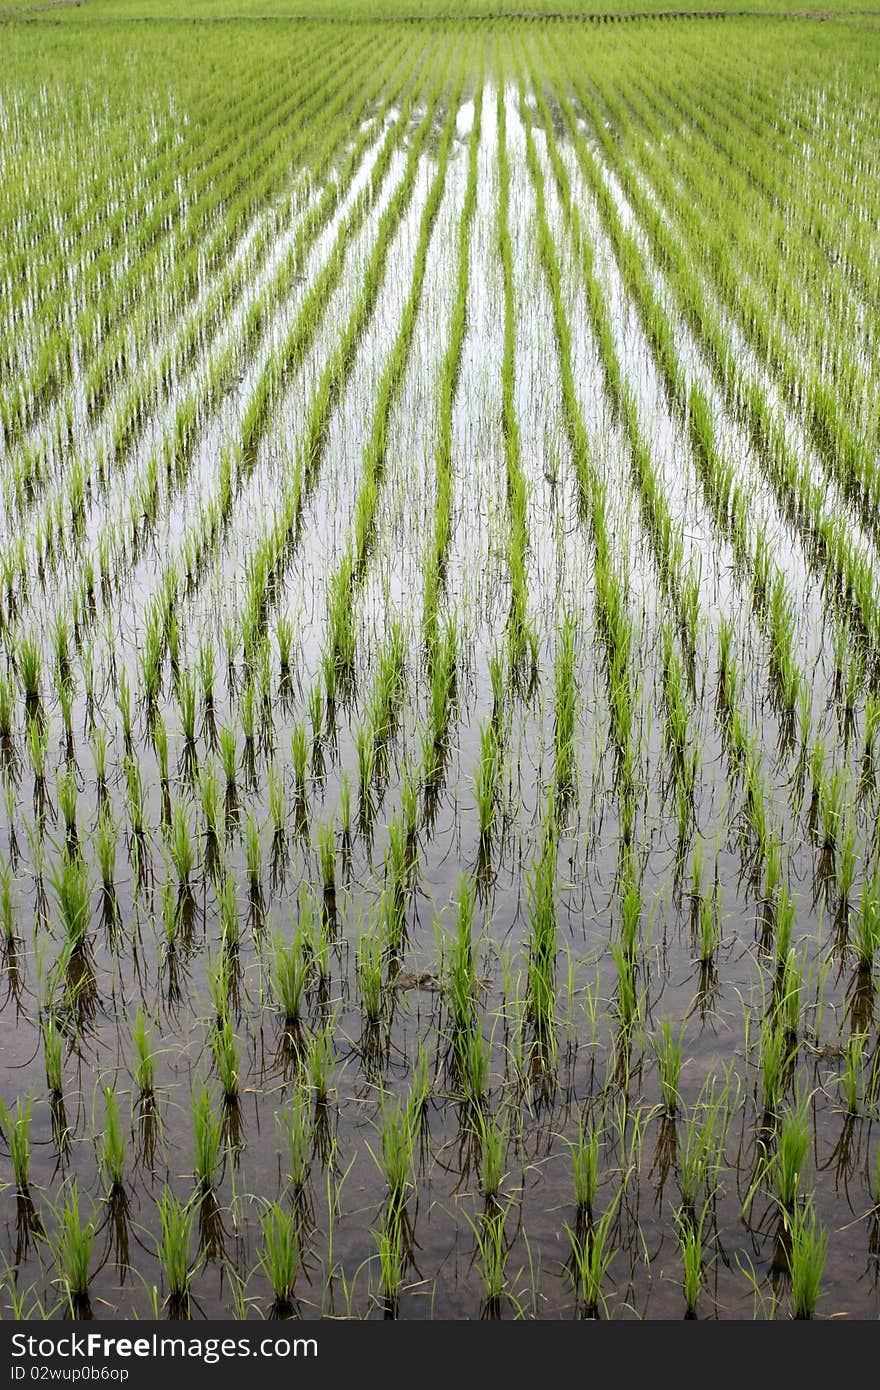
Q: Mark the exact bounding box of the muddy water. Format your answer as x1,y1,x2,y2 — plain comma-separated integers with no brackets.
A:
1,78,879,1324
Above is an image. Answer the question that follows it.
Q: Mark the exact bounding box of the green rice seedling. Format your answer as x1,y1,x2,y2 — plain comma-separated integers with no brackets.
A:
118,666,133,753
698,887,720,968
95,803,117,893
132,1007,156,1106
271,928,309,1030
456,1024,490,1110
465,1200,512,1315
267,762,286,838
611,943,638,1031
676,1204,707,1317
217,870,240,957
446,875,477,1032
210,1017,239,1104
570,1118,600,1221
167,797,196,889
374,1089,416,1211
0,1093,33,1193
377,1207,403,1316
356,721,376,805
473,718,500,841
53,614,72,690
277,616,294,681
554,611,578,799
339,771,353,844
774,883,796,969
124,756,147,840
841,1032,866,1115
473,1107,509,1204
759,1020,793,1119
57,680,74,755
819,766,846,853
862,693,880,788
18,636,41,714
278,1088,314,1200
26,713,47,789
291,720,308,796
156,1187,195,1317
198,639,216,715
153,711,169,783
0,860,15,951
408,1042,433,1123
316,820,336,898
852,869,880,968
787,1200,828,1319
176,668,198,761
489,649,504,727
777,949,803,1041
99,1084,126,1195
306,1021,335,1106
219,724,237,791
206,949,235,1025
357,928,384,1026
773,1097,810,1211
678,1076,731,1211
191,1085,223,1195
244,812,263,897
48,851,91,954
160,878,180,957
259,1201,300,1315
653,1021,684,1117
0,675,13,752
565,1199,618,1318
53,1183,96,1317
527,821,558,1033
199,759,222,867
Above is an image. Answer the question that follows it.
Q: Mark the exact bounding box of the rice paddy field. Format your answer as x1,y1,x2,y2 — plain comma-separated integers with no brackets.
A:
1,0,880,1324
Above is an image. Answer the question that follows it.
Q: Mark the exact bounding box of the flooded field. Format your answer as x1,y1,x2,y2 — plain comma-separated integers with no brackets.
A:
1,6,880,1321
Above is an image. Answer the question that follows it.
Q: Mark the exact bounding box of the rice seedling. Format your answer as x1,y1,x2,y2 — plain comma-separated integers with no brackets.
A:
210,1017,240,1105
570,1118,601,1223
357,927,384,1026
773,1097,810,1211
259,1201,300,1316
565,1199,618,1319
787,1200,828,1319
271,927,309,1032
52,1183,96,1317
463,1198,514,1318
132,1007,156,1107
840,1031,866,1116
99,1084,126,1194
653,1020,684,1118
191,1084,223,1195
376,1206,404,1317
156,1187,195,1318
41,1013,64,1099
0,1093,32,1194
306,1020,336,1106
278,1087,314,1202
676,1203,708,1317
373,1089,416,1212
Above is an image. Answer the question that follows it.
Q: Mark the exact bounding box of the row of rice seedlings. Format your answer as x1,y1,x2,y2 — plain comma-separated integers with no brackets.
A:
495,81,535,687
421,72,483,662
